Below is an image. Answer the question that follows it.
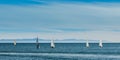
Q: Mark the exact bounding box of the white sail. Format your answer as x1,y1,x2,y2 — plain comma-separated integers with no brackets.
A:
99,40,103,48
14,40,16,46
51,39,55,48
86,40,89,48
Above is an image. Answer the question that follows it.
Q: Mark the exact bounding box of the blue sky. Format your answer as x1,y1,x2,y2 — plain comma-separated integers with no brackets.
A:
0,0,120,42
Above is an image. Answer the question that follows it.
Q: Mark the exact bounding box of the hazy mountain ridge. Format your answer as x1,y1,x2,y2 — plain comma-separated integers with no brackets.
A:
0,38,110,43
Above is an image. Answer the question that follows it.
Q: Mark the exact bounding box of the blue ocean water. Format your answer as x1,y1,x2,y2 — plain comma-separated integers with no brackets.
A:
0,43,120,60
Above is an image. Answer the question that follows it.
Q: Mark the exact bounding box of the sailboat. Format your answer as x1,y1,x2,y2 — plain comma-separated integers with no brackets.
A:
99,40,103,48
51,39,55,48
86,40,89,48
14,40,16,46
36,37,40,49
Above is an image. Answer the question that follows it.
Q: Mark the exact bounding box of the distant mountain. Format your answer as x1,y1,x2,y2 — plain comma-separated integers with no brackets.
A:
0,38,109,43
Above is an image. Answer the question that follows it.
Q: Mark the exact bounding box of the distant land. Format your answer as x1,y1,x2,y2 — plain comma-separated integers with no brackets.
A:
0,39,111,43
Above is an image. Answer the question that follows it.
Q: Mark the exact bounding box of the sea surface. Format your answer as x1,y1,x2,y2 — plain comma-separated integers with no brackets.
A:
0,43,120,60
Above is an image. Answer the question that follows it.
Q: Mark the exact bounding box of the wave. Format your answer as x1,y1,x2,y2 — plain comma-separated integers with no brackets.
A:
0,52,120,58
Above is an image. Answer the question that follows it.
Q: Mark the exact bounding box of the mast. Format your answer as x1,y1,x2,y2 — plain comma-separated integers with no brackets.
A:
14,40,16,46
36,37,40,49
86,40,89,48
51,39,55,48
99,40,103,48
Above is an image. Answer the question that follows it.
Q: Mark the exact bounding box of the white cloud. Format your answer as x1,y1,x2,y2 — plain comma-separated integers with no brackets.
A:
0,31,120,42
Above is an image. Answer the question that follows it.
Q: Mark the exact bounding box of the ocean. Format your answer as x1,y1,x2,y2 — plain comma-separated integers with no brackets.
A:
0,43,120,60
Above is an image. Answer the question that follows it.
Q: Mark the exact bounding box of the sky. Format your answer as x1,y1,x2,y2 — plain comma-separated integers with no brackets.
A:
0,0,120,42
